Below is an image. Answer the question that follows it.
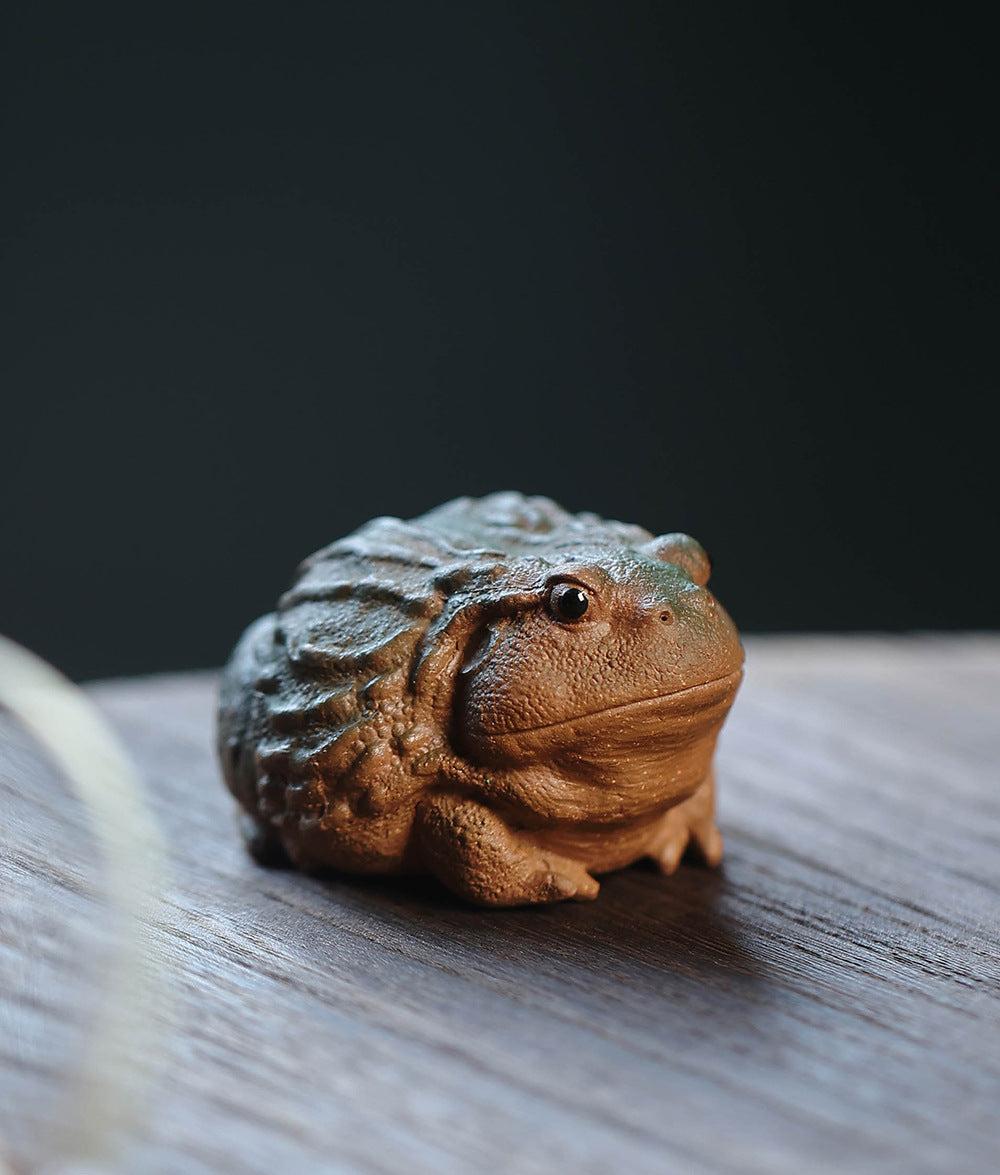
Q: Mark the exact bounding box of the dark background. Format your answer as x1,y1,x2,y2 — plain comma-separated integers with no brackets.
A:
1,2,995,681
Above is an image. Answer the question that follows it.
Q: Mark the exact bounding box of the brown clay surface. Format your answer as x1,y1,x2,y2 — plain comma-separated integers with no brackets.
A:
217,493,744,904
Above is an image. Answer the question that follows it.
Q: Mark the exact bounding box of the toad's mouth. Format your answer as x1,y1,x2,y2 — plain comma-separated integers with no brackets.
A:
502,668,744,736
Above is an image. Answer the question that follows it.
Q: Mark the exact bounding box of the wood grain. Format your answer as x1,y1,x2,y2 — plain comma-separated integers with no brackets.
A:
2,635,998,1174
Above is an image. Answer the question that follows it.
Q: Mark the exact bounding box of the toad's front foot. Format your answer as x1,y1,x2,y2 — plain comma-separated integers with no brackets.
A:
415,793,599,907
647,771,723,875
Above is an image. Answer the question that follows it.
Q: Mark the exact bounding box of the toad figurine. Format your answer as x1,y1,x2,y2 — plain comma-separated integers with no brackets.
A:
217,492,743,906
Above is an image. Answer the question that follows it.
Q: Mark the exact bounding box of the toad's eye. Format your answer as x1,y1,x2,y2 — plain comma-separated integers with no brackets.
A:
548,584,590,622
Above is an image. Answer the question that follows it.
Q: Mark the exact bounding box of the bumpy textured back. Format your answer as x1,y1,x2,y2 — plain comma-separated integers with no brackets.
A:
217,493,655,859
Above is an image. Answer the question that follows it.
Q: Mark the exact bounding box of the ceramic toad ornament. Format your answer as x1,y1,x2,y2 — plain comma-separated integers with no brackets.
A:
217,493,743,906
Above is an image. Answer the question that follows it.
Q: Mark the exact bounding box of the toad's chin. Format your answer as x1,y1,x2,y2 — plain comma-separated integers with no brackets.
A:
462,668,743,769
517,669,743,736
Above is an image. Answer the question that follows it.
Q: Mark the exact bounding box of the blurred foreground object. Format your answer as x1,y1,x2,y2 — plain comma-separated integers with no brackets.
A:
0,636,166,1175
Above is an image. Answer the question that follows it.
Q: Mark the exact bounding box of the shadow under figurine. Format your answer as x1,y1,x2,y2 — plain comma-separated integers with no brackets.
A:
217,492,743,907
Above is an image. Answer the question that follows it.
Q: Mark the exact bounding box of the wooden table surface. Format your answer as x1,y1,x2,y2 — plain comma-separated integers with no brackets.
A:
2,635,998,1175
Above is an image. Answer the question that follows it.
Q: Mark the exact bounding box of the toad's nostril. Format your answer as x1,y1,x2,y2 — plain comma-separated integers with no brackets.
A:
660,610,674,624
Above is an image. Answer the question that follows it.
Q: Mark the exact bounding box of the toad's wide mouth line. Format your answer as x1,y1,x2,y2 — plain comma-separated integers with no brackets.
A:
496,667,745,735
